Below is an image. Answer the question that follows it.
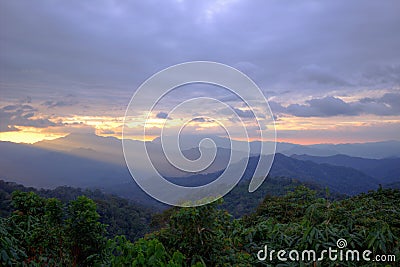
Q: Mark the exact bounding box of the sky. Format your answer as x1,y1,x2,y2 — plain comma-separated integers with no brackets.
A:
0,0,399,144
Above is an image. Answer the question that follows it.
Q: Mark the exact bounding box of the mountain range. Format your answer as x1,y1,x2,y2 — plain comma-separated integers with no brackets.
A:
0,133,399,204
292,154,400,184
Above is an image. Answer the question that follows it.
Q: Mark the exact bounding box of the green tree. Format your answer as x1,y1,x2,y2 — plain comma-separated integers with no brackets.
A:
101,235,187,266
5,191,70,265
153,199,252,266
66,196,107,266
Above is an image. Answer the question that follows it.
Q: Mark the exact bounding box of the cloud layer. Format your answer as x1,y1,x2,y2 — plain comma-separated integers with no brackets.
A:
0,0,399,143
0,104,58,132
1,0,399,93
271,93,400,117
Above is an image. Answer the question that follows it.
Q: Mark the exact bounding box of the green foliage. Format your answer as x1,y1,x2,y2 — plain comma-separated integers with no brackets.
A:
0,180,155,242
252,185,320,223
221,176,341,218
1,191,70,265
94,194,153,241
0,180,398,266
0,217,26,265
0,191,108,266
101,235,186,266
157,203,228,265
238,187,400,266
66,196,107,265
152,199,253,266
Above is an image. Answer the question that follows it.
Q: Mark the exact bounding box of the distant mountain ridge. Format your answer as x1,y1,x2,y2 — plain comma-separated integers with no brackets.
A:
1,134,399,202
197,153,380,195
291,154,400,184
269,154,379,195
35,133,400,160
292,141,400,159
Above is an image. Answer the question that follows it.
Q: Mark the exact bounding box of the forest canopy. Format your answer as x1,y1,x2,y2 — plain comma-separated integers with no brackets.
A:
0,181,399,266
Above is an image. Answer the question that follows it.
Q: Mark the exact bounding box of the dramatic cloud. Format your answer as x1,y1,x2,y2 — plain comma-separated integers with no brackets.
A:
0,1,399,143
1,0,399,95
270,93,400,117
0,104,59,132
359,93,400,115
287,97,360,117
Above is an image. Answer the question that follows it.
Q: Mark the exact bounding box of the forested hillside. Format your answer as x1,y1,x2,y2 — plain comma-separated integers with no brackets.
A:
1,177,341,221
0,180,155,241
1,181,398,266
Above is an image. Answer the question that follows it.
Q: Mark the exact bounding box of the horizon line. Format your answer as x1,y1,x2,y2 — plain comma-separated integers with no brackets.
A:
1,132,399,146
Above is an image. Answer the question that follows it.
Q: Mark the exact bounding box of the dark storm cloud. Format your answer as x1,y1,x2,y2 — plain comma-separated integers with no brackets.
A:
156,112,169,119
270,93,400,117
42,99,79,108
286,97,360,117
359,93,400,115
1,0,399,97
191,117,215,123
192,117,206,122
0,104,59,132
